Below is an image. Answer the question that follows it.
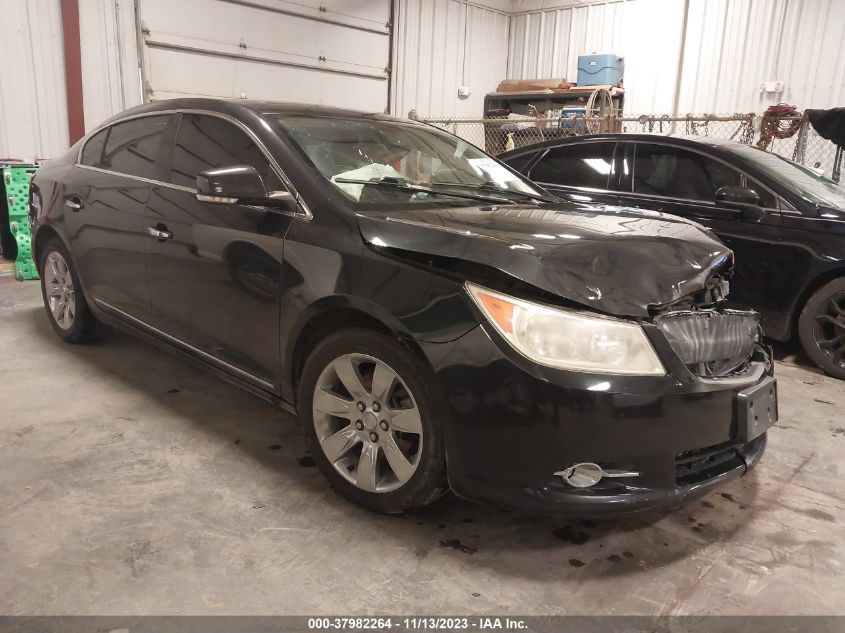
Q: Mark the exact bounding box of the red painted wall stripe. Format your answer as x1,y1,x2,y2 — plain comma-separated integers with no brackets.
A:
60,0,85,145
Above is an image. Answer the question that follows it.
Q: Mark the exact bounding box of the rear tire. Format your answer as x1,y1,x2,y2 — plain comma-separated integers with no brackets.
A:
298,328,448,513
798,277,845,380
39,238,111,343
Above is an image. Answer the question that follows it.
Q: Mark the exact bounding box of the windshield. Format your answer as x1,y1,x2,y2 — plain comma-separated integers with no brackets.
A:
729,144,845,208
276,115,545,208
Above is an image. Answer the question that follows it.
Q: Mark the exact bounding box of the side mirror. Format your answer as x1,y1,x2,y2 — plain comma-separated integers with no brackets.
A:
715,186,765,222
196,165,297,212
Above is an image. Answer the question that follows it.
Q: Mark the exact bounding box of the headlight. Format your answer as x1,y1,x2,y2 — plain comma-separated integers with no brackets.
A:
466,283,665,376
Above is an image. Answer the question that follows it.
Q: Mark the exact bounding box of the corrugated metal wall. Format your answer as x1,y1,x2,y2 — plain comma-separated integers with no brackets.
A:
3,0,508,157
677,0,845,113
508,0,845,115
0,0,141,160
508,0,684,113
0,0,69,160
4,0,845,157
79,0,142,131
392,0,511,117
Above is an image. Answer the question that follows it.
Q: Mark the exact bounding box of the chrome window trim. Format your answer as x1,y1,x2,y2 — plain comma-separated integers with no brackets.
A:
94,298,275,391
616,188,783,212
77,164,195,192
623,190,782,214
76,108,312,220
536,182,615,195
778,213,845,223
624,189,713,206
626,139,782,212
196,193,238,204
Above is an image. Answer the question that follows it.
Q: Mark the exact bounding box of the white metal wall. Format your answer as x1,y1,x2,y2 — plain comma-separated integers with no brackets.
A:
508,0,845,115
508,0,684,113
392,0,511,118
677,0,845,113
0,0,69,160
5,0,845,158
79,0,142,131
0,0,142,160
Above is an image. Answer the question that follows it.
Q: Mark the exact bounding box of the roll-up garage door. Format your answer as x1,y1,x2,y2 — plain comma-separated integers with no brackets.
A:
138,0,391,112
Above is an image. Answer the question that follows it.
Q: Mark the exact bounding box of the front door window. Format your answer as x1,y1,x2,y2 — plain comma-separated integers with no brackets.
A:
632,144,741,201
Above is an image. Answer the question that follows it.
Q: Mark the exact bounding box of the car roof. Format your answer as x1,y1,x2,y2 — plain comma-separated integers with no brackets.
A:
102,97,409,127
498,132,749,159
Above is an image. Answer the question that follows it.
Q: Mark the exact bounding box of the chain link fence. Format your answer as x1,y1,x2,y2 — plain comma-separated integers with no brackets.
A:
420,113,843,183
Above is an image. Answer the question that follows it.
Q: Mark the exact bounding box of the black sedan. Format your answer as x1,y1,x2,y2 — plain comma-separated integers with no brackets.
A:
30,100,775,517
500,134,845,379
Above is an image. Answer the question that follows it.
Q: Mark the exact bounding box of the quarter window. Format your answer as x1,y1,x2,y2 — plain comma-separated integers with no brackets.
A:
528,143,616,190
633,144,741,201
101,116,169,180
504,152,536,174
169,114,283,191
80,128,108,167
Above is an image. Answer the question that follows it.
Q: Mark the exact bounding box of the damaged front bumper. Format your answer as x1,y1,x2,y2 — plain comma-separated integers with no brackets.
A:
419,315,775,518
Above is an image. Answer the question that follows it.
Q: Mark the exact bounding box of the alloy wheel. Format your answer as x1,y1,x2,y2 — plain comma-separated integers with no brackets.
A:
312,353,423,493
814,291,845,369
44,251,76,330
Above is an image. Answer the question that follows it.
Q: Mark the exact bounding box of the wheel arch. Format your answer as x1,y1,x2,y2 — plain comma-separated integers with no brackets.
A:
32,225,65,273
790,266,845,339
286,297,431,405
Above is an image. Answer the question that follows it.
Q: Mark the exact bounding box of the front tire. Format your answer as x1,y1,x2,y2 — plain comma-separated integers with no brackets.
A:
39,238,110,343
798,277,845,380
298,328,447,513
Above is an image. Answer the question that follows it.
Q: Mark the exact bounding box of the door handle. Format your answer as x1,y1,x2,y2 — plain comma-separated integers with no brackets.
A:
65,196,84,211
147,225,173,241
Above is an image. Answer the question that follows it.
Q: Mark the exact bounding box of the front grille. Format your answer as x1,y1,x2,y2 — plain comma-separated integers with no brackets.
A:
654,308,760,377
675,441,744,486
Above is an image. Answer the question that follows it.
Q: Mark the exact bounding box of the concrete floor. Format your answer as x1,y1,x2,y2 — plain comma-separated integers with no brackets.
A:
2,276,844,616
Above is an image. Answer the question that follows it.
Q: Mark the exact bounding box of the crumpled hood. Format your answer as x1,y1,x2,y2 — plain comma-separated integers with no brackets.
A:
357,202,733,318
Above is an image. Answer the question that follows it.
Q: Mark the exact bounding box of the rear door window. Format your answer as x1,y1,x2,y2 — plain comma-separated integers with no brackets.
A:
168,114,283,191
528,142,616,190
632,143,742,201
101,116,169,180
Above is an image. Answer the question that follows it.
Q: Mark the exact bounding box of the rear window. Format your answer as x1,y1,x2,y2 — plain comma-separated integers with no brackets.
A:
101,115,169,180
80,128,108,167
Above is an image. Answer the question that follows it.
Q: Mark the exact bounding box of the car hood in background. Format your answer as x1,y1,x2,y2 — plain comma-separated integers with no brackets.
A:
357,203,733,318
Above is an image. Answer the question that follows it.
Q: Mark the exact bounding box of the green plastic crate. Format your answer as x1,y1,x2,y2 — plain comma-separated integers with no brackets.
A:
2,165,39,281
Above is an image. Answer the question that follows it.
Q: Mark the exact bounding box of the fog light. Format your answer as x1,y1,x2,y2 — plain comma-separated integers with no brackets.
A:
554,463,640,488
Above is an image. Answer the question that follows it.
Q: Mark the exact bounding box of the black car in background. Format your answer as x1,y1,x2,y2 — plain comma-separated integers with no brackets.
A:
501,135,845,379
30,100,775,517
